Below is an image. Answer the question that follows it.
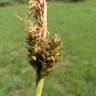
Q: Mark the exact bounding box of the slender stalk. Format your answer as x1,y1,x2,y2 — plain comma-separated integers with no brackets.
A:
36,69,44,96
36,78,44,96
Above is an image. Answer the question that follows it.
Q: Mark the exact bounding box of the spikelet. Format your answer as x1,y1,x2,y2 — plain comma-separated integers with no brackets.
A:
26,0,61,78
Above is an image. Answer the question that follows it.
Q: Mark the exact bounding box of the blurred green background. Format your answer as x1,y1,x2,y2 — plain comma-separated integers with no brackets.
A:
0,0,96,96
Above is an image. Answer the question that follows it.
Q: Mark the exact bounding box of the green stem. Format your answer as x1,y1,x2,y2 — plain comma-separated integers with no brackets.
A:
36,77,44,96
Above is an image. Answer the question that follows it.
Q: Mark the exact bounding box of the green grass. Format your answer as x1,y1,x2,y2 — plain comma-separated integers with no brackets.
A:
0,1,96,96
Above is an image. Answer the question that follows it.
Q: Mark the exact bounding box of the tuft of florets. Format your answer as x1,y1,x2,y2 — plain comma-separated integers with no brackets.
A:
26,0,62,77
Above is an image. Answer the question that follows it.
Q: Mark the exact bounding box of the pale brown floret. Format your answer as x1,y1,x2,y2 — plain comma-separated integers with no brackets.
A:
28,0,47,41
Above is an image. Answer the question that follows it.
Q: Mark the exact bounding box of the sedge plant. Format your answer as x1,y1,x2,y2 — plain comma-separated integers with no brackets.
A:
25,0,61,96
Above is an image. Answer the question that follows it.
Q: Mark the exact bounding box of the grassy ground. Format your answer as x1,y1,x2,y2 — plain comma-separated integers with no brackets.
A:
0,1,96,96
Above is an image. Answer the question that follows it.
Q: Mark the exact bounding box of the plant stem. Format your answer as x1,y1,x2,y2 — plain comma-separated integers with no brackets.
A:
36,77,44,96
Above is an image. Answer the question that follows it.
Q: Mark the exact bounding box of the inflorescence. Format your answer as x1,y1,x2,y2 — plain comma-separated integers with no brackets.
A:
26,0,61,78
